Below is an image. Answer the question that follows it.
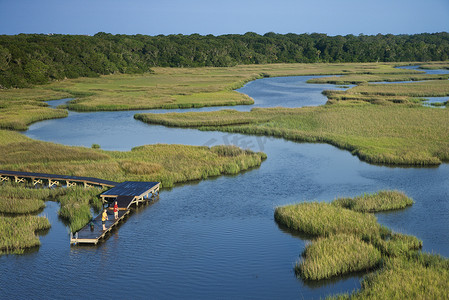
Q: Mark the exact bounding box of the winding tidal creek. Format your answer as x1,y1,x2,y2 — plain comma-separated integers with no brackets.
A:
1,75,448,299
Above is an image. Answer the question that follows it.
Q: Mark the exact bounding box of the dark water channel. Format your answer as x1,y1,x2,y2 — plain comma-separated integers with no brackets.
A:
1,75,448,299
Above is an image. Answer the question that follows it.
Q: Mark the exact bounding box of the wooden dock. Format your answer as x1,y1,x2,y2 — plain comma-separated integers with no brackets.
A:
70,181,160,245
0,170,118,188
70,209,130,245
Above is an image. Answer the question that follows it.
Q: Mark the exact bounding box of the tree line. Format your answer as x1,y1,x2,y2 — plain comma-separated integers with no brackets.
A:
1,32,448,88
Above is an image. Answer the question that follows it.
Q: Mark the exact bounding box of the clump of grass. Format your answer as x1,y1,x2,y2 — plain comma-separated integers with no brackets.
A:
0,182,65,214
57,186,104,232
307,73,449,85
211,145,247,157
274,202,384,241
0,215,50,254
332,190,414,212
0,197,45,214
340,255,449,299
119,160,163,175
381,233,423,257
297,234,382,280
134,109,273,128
430,101,447,107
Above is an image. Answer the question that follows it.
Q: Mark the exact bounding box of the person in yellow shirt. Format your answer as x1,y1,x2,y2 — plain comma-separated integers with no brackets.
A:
102,209,108,231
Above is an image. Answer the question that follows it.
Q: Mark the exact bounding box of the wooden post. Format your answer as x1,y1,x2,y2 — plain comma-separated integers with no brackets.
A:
32,178,43,186
14,176,25,183
84,182,92,188
66,181,76,188
0,175,9,182
48,179,59,188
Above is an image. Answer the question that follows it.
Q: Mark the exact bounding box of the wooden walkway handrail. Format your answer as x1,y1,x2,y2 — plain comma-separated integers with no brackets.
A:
0,170,118,187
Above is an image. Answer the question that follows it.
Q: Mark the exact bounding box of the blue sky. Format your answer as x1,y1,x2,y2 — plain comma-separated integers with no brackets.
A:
0,0,448,36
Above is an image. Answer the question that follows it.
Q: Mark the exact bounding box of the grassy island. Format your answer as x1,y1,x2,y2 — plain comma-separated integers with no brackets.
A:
274,191,449,298
136,104,449,166
0,215,50,255
0,130,266,188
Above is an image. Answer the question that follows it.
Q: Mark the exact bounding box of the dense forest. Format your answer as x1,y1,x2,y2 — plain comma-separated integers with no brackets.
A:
1,32,449,88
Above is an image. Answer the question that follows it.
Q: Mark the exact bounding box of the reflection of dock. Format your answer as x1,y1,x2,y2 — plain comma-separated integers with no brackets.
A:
70,181,160,245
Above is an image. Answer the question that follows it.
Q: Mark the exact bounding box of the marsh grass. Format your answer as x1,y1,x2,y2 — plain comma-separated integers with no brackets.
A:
138,105,449,166
60,63,421,112
333,255,449,299
418,62,449,70
332,190,414,213
0,88,70,130
0,131,266,188
349,80,449,97
297,234,382,280
57,186,104,232
0,131,267,246
274,192,449,299
0,197,45,214
381,233,423,257
307,73,449,85
0,181,104,234
0,62,423,116
0,182,65,214
0,215,50,254
274,202,384,241
134,109,273,127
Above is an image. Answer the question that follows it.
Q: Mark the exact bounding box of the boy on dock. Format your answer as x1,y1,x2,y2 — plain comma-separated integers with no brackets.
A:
102,209,108,231
114,201,118,220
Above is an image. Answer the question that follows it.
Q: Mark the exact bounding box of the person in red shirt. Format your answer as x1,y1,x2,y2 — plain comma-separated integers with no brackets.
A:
114,201,118,220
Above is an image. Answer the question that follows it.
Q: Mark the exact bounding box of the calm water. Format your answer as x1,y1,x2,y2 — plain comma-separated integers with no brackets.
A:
397,65,449,75
1,75,448,299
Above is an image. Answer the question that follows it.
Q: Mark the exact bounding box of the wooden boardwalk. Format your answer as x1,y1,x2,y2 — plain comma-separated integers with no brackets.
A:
0,170,118,188
0,169,160,245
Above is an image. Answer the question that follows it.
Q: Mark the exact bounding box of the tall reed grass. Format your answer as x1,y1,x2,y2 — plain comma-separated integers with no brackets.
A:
57,186,104,232
0,182,65,214
275,191,425,276
0,131,266,188
334,255,449,299
274,202,385,241
0,215,50,254
297,234,382,280
138,104,449,166
307,73,449,85
332,190,414,213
